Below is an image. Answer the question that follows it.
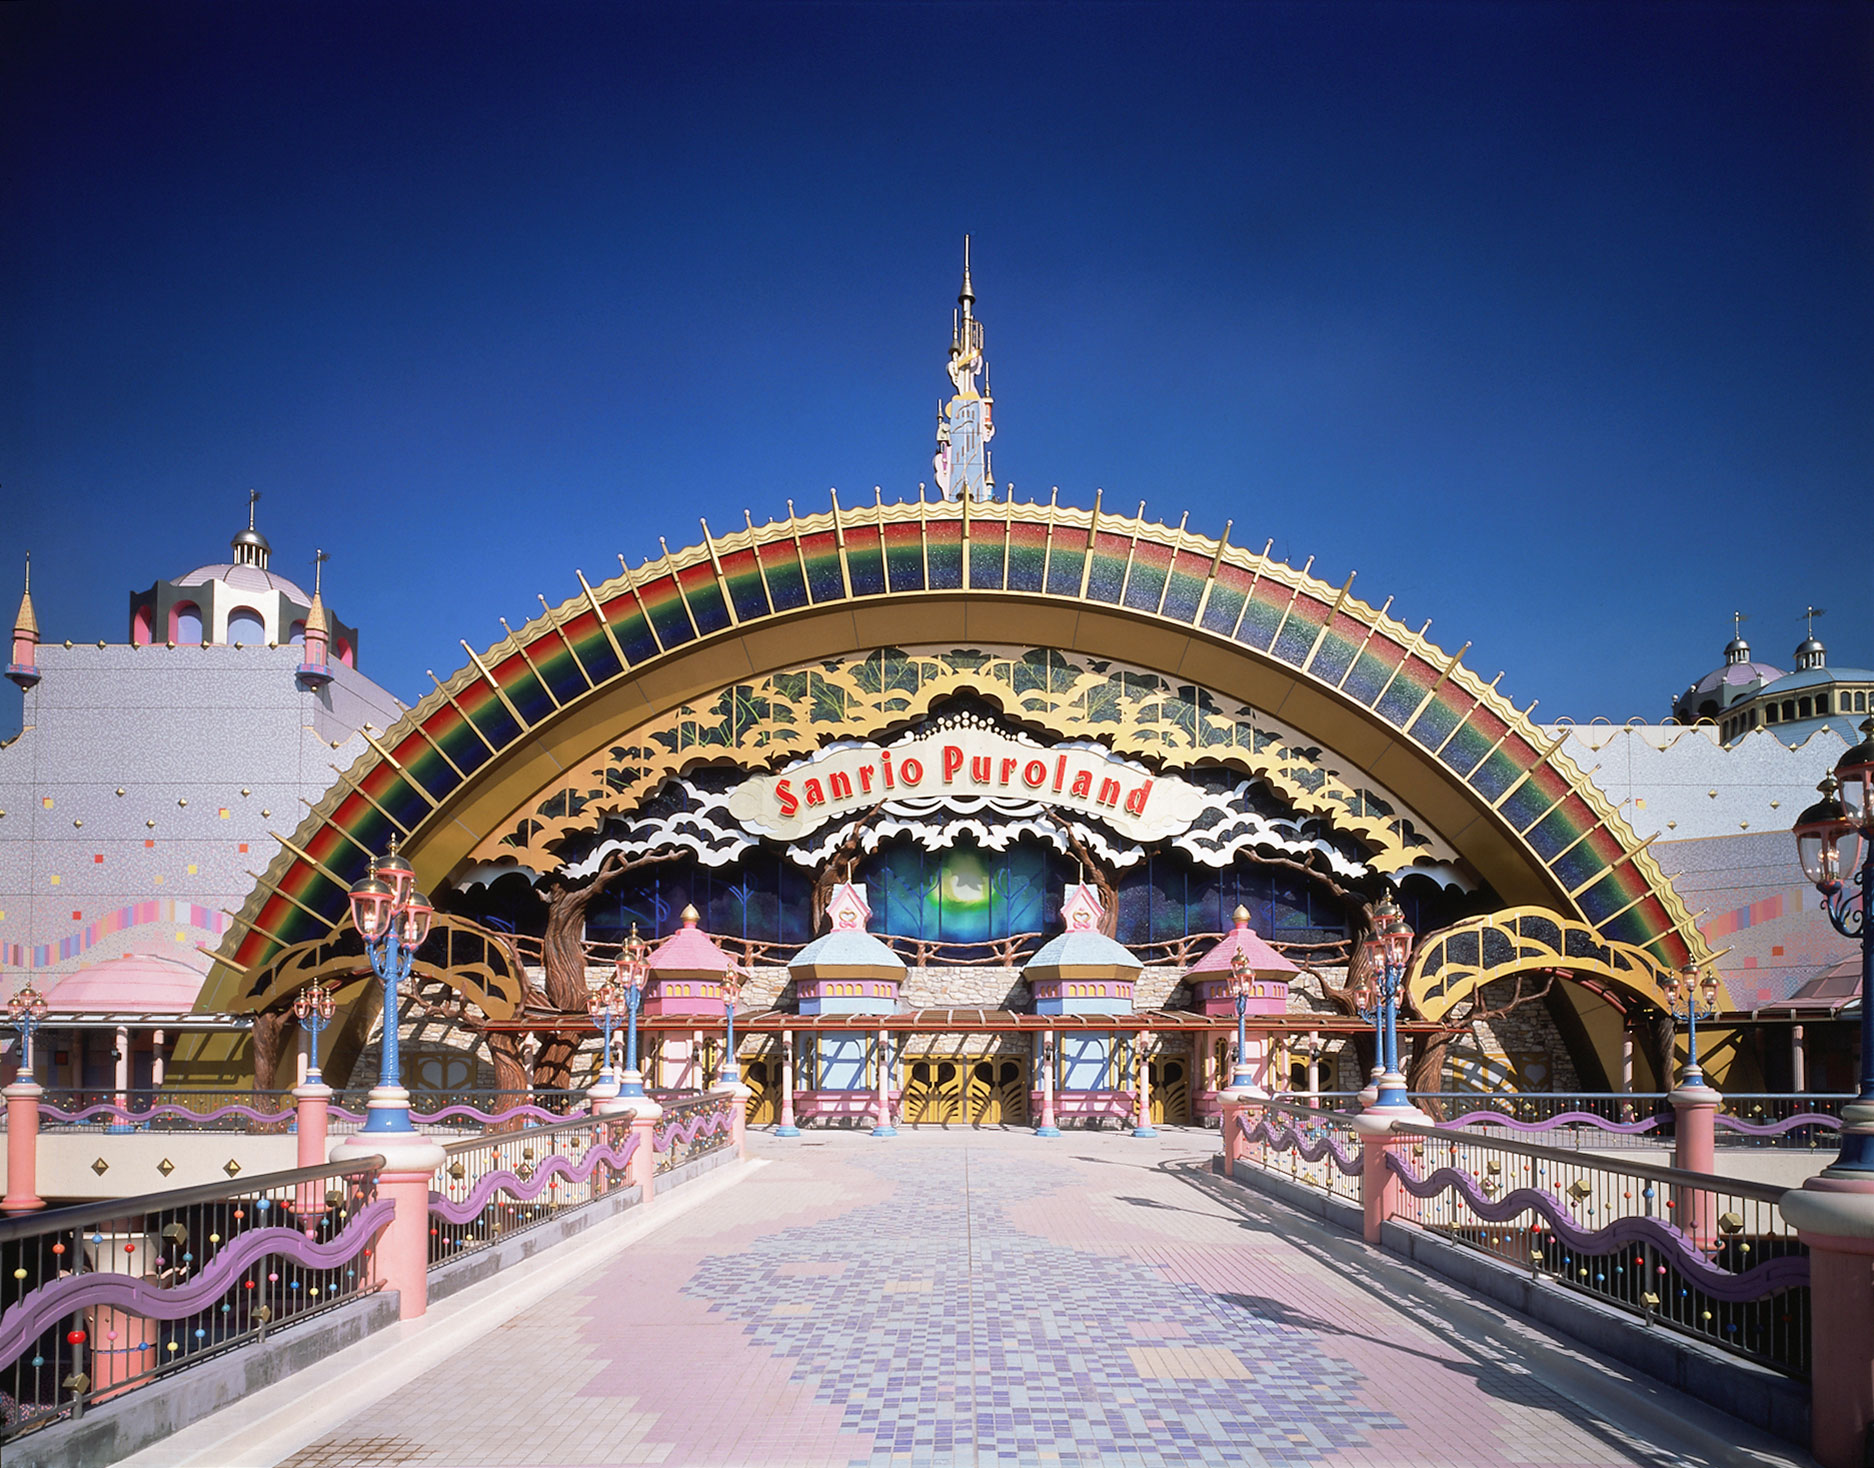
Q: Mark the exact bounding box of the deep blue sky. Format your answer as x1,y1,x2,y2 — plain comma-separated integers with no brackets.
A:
4,1,1871,736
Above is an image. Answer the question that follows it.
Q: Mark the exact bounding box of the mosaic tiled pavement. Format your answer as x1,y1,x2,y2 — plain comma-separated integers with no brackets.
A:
274,1129,1806,1468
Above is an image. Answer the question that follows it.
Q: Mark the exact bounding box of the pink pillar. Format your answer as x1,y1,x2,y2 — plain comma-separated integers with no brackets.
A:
731,1091,748,1159
777,1033,799,1135
294,1082,332,1214
83,1227,156,1399
376,1170,436,1321
1670,1082,1720,1245
1219,1097,1246,1172
1785,1174,1874,1468
628,1114,658,1202
1359,1132,1401,1244
2,1080,44,1213
1038,1030,1059,1135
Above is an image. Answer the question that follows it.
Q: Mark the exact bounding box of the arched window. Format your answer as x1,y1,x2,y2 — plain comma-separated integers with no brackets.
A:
171,602,202,645
131,605,153,646
227,607,266,645
289,621,307,646
334,636,355,668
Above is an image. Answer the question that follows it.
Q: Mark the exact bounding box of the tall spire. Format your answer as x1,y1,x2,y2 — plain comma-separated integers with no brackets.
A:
298,548,333,687
231,488,272,570
7,552,41,690
934,236,996,504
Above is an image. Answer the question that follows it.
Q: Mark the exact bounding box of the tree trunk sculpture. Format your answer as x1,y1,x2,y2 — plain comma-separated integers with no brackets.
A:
533,848,679,1089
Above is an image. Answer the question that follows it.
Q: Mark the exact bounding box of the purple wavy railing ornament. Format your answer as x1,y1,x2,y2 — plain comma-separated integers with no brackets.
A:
1442,1110,1664,1136
1240,1111,1363,1174
1381,1152,1809,1304
427,1135,641,1226
330,1103,586,1127
1715,1113,1841,1136
652,1105,733,1154
41,1102,295,1127
0,1198,395,1370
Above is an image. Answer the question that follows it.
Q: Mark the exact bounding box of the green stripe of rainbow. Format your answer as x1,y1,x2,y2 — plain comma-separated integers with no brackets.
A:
222,501,1699,983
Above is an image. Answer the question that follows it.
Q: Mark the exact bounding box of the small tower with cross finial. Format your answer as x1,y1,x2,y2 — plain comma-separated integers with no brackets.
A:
1795,606,1828,672
230,490,271,570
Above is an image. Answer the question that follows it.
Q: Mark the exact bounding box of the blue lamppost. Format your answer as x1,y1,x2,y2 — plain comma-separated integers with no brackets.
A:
717,967,744,1088
345,841,434,1135
587,973,626,1097
1660,964,1719,1087
293,979,336,1085
1226,949,1259,1093
614,924,651,1101
1792,717,1874,1172
6,979,48,1080
1358,895,1415,1110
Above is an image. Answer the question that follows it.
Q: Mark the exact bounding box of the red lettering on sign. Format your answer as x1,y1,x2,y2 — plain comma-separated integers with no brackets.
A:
777,779,799,817
999,757,1018,785
1124,779,1152,817
830,770,853,800
899,757,924,785
1096,776,1121,808
943,744,964,783
803,777,827,807
1068,769,1093,799
1023,759,1048,788
858,765,874,794
1054,754,1068,792
880,750,895,788
970,755,991,785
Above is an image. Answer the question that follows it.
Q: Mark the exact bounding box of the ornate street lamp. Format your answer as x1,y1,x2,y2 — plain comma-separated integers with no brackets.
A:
1792,715,1874,1172
614,924,651,1102
717,966,745,1089
345,839,434,1135
6,979,49,1077
1364,895,1416,1109
293,979,336,1085
587,973,627,1097
1659,964,1720,1087
1226,949,1258,1093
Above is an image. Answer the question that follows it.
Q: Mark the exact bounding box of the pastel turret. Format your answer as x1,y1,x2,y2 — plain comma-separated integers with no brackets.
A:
789,883,904,1014
1025,884,1141,1015
643,904,735,1016
1188,905,1298,1017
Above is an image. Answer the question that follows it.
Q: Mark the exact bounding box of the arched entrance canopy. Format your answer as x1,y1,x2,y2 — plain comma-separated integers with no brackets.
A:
1405,905,1731,1021
204,493,1708,1015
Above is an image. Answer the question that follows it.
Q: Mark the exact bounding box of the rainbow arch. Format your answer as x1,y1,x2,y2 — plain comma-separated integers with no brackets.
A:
203,492,1707,1014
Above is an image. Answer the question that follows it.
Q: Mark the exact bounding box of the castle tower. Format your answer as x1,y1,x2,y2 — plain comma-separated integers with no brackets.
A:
933,236,997,503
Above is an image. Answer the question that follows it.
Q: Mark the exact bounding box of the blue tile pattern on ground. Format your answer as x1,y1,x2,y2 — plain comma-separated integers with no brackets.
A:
684,1147,1402,1466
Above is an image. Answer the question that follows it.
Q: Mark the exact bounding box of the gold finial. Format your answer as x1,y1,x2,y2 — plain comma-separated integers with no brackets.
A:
1232,904,1251,926
681,903,700,924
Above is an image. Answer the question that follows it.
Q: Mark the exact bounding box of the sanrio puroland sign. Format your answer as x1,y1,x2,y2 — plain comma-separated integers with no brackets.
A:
725,728,1208,842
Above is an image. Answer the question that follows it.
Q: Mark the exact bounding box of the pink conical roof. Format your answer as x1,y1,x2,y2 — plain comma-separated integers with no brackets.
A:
1188,907,1299,981
647,905,734,979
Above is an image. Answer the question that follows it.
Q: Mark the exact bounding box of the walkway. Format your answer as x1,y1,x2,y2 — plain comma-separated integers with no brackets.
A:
144,1129,1806,1468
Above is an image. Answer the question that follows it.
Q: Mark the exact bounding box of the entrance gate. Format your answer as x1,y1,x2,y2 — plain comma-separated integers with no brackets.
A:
901,1056,1028,1126
743,1058,780,1125
1149,1059,1190,1125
